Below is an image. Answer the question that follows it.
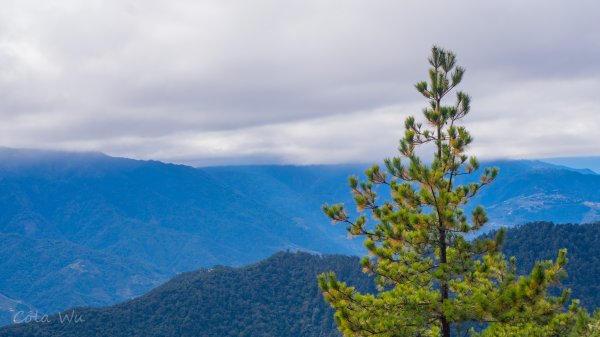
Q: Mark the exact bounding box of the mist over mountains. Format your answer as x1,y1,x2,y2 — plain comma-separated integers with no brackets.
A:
1,148,600,325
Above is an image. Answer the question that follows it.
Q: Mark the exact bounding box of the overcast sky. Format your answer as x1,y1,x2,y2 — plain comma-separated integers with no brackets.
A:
0,0,599,166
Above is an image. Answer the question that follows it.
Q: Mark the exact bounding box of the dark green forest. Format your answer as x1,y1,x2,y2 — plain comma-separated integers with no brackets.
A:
0,252,374,337
1,222,598,337
501,221,600,311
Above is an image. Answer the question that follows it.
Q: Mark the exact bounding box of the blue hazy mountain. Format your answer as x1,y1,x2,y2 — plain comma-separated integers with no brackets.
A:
0,148,359,268
540,156,600,174
1,148,600,325
464,160,600,230
0,148,359,324
2,222,598,337
203,159,600,231
0,233,164,319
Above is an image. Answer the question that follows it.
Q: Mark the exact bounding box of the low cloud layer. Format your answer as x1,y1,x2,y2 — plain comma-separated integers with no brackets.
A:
0,0,599,166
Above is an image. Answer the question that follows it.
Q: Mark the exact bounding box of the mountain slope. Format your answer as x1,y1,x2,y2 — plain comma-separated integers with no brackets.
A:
0,148,355,271
0,252,374,337
0,294,34,327
0,233,165,321
205,160,600,230
466,160,600,229
2,222,599,337
0,148,358,323
2,148,600,325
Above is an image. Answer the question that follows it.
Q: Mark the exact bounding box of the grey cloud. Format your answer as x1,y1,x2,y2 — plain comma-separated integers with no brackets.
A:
0,0,599,165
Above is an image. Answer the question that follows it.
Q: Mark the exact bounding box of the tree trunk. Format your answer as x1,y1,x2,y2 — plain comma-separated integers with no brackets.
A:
439,227,450,337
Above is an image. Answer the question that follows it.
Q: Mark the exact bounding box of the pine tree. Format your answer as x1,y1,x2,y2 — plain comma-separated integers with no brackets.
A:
318,46,596,337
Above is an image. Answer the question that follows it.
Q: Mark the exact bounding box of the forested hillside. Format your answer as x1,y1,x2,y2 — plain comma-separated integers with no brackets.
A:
501,221,600,310
0,252,374,337
2,222,598,337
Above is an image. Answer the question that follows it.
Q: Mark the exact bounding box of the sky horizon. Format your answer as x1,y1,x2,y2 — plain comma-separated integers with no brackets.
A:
1,1,599,166
4,146,600,173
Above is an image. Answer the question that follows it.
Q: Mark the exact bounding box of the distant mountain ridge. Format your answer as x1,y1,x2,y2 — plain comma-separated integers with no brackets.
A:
203,159,600,230
540,156,600,174
464,160,600,228
0,148,359,324
1,148,600,325
2,222,598,337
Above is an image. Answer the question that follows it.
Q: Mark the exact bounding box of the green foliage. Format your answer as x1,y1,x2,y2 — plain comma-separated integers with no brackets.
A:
472,300,600,337
319,46,598,337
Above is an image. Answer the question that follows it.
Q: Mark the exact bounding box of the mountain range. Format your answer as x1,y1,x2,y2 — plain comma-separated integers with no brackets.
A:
2,222,598,337
1,148,600,325
0,148,359,324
